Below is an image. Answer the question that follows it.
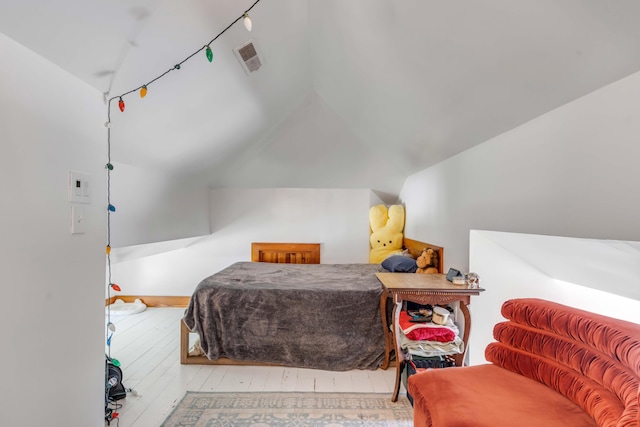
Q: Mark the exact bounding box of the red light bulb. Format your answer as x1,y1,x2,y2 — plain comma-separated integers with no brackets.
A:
118,98,125,112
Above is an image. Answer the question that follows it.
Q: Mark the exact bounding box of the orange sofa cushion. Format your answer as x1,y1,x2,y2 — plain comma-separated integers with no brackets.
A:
408,364,598,427
408,298,640,427
490,299,640,426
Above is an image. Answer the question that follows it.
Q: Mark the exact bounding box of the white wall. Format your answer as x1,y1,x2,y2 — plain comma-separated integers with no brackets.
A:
467,230,640,366
112,188,380,296
399,70,640,275
0,33,106,426
109,162,210,247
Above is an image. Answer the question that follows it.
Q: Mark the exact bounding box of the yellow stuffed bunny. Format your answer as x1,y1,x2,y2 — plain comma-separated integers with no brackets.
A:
369,204,405,264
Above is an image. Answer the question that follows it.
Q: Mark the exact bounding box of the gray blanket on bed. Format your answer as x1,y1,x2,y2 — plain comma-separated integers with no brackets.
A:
183,262,387,370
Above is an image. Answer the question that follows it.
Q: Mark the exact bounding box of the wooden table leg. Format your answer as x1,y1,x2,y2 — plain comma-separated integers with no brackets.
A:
391,300,402,402
379,288,391,370
454,297,472,367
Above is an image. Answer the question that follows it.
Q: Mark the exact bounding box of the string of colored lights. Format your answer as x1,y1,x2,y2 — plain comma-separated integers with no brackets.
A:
103,1,261,422
107,0,260,110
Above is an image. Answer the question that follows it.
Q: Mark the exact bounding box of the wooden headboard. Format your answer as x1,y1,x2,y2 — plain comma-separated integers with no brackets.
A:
251,242,321,264
250,239,443,273
402,237,445,274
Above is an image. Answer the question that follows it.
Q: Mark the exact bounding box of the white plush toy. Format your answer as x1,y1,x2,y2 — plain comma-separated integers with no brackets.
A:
106,298,147,316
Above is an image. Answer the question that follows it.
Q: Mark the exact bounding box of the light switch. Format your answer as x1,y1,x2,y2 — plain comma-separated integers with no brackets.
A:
71,205,85,234
68,171,92,204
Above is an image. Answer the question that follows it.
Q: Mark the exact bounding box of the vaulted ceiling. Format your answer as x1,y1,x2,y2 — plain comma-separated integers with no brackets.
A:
3,0,640,197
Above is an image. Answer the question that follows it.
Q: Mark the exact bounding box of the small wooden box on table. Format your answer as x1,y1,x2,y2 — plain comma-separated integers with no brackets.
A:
376,272,484,402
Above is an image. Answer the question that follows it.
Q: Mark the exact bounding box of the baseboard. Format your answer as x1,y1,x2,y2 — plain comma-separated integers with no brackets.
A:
105,295,190,308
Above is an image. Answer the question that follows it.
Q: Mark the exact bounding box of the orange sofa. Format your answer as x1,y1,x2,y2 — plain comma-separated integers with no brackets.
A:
408,298,640,427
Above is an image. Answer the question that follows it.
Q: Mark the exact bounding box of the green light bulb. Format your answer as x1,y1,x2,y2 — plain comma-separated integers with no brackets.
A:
206,46,213,63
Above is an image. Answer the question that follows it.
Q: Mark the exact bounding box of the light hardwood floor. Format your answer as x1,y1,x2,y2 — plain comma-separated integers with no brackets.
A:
106,307,405,427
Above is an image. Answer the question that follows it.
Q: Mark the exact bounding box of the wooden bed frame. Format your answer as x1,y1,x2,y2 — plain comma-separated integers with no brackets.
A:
180,238,444,365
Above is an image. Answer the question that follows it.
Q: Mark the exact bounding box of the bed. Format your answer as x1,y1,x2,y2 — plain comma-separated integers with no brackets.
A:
181,239,443,370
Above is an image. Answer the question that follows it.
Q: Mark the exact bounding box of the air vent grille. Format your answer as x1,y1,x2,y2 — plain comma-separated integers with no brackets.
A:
233,40,264,74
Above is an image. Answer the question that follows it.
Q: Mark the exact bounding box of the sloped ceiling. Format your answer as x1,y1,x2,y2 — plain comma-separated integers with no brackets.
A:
3,0,640,197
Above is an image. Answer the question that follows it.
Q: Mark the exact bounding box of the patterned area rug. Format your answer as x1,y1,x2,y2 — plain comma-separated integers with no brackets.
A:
160,392,413,426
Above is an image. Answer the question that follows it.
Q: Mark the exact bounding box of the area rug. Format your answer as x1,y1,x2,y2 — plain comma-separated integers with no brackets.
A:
160,392,413,426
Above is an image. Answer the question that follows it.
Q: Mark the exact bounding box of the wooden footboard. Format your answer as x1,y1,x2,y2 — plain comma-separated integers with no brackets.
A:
180,319,284,366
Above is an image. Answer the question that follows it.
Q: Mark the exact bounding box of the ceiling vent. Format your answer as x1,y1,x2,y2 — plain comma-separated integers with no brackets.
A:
233,40,264,75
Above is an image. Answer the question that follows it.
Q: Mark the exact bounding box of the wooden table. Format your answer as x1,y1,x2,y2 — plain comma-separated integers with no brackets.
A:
376,272,484,402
